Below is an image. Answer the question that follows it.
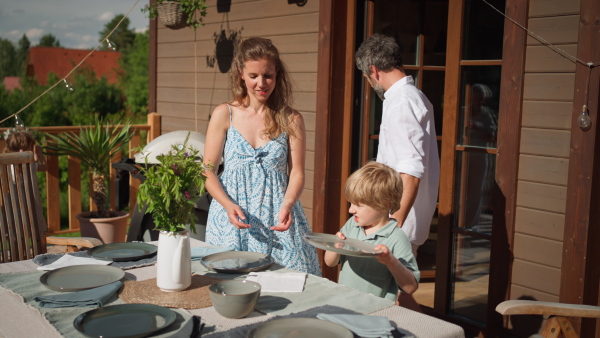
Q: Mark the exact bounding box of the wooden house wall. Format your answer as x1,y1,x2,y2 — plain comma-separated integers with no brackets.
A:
510,0,580,302
155,0,320,225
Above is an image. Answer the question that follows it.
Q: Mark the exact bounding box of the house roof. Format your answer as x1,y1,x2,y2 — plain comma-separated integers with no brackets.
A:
3,77,21,92
26,47,121,85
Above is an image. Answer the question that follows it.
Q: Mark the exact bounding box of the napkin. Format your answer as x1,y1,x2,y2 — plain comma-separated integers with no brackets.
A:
246,271,306,292
191,246,234,260
34,281,123,308
36,253,112,271
316,314,395,338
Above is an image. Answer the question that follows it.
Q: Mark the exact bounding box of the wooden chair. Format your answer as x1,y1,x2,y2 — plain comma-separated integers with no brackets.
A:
496,300,600,337
0,152,101,263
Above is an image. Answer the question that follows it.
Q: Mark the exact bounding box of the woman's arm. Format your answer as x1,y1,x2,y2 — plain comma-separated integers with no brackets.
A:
271,111,306,231
203,104,249,229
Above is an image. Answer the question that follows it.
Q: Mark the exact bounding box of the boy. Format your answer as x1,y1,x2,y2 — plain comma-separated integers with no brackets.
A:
324,161,419,301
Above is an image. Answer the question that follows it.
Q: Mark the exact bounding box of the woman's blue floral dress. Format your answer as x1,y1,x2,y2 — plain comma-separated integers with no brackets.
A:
206,106,321,276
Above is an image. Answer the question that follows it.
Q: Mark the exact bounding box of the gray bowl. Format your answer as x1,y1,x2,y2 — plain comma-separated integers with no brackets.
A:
208,280,261,319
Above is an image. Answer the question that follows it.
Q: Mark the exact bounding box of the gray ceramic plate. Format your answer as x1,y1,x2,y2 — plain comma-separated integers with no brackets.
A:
200,251,274,273
304,232,382,257
88,242,158,261
247,317,354,338
73,303,176,338
40,265,125,292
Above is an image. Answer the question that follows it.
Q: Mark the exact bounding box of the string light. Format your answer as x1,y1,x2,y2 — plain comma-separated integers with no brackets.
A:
0,0,140,126
106,39,117,51
63,79,75,92
577,105,591,129
14,115,25,129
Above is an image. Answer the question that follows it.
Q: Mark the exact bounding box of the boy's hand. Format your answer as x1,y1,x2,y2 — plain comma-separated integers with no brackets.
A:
334,232,346,249
374,244,395,265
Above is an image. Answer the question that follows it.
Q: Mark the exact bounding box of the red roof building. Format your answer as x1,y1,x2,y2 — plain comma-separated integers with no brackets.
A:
26,47,121,85
2,77,22,92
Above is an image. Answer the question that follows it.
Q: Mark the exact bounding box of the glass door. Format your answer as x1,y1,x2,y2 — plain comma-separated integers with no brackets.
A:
356,0,448,281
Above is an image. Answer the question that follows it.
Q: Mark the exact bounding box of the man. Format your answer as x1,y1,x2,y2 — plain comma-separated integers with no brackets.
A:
355,34,440,257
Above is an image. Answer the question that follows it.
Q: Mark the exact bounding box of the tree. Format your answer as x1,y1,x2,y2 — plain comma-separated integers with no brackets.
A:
0,38,17,79
38,34,60,47
16,35,30,77
99,15,136,53
120,31,149,121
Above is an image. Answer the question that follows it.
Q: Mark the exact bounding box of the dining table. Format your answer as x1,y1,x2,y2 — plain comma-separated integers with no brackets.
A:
0,238,465,337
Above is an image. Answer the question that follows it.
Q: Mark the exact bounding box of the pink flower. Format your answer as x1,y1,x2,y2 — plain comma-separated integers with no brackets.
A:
184,191,191,200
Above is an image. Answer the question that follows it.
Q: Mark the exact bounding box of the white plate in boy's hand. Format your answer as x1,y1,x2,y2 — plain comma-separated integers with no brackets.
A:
304,232,382,257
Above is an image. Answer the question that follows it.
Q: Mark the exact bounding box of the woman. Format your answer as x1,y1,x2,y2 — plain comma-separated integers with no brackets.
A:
203,37,320,275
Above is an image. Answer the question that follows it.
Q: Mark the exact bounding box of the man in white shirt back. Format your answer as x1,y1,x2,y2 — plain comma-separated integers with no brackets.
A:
355,34,440,257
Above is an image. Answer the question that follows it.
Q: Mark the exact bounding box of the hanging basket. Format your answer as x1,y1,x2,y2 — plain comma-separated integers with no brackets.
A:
157,1,189,30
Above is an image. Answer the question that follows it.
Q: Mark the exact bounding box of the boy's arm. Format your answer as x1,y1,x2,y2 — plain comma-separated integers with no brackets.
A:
375,244,418,294
324,232,346,267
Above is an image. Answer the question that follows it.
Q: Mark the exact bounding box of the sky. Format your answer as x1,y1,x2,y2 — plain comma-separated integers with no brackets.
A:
0,0,149,49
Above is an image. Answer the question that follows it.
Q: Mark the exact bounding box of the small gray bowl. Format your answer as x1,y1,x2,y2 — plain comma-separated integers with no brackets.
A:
208,280,261,319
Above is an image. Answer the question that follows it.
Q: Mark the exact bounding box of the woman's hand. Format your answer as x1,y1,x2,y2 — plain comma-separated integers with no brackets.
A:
226,204,250,229
271,204,292,231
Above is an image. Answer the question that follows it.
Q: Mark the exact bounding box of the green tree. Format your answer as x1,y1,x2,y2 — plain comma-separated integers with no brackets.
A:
38,34,61,47
99,14,136,53
0,38,17,79
16,35,30,77
120,31,149,121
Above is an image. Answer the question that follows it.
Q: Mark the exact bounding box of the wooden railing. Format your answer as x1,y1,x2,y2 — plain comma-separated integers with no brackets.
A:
0,113,161,235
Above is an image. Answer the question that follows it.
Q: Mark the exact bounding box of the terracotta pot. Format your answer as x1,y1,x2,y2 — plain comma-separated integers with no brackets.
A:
157,230,191,292
77,211,129,244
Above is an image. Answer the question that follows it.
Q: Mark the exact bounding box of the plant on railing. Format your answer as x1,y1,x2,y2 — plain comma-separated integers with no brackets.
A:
142,0,208,30
43,119,134,218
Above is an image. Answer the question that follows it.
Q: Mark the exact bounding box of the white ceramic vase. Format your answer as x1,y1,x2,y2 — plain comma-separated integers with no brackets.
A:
156,230,191,292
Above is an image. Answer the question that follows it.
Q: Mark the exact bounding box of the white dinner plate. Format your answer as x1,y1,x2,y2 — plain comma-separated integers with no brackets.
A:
247,317,354,338
200,251,274,273
39,265,125,292
304,232,382,257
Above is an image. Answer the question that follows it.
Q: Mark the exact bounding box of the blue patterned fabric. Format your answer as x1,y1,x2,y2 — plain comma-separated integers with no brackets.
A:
206,109,321,276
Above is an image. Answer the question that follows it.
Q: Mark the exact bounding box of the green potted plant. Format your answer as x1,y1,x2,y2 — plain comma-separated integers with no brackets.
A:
136,133,209,291
44,119,134,244
142,0,208,30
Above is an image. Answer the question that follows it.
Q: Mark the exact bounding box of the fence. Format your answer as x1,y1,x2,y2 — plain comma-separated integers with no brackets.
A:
0,113,161,235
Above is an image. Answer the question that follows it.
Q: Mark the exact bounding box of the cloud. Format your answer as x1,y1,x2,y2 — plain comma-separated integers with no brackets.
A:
40,21,49,27
134,27,149,33
26,28,44,39
98,11,114,21
5,30,22,39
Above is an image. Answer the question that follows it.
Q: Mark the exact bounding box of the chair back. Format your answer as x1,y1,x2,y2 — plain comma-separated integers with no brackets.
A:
0,152,47,262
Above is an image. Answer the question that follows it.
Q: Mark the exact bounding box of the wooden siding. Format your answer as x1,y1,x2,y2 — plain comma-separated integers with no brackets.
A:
510,3,579,301
155,0,320,225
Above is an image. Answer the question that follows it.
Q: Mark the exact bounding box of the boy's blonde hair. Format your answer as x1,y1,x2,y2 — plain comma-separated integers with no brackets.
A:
345,161,403,214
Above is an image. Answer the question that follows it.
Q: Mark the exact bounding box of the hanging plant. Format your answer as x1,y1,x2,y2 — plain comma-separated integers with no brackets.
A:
142,0,208,30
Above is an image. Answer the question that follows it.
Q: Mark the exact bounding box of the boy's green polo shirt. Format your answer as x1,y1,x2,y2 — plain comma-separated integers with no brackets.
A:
339,218,420,301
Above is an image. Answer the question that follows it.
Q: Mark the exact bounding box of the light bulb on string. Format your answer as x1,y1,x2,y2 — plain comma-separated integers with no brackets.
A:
106,39,117,51
63,79,74,92
14,114,25,129
577,105,591,130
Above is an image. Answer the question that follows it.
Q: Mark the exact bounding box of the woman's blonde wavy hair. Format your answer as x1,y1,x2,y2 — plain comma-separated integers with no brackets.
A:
229,37,297,139
345,161,403,214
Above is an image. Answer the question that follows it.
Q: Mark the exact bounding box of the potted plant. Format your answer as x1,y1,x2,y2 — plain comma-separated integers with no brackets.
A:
136,133,208,292
142,0,208,30
44,119,134,244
